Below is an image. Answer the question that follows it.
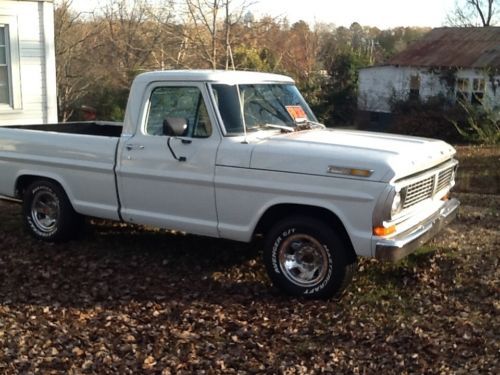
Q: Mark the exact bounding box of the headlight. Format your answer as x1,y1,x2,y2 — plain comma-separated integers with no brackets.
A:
391,188,406,218
451,166,457,185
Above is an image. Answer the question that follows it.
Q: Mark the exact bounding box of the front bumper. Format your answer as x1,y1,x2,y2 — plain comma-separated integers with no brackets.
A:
375,198,460,262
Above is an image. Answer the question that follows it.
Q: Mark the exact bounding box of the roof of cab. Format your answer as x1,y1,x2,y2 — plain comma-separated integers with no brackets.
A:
134,70,295,84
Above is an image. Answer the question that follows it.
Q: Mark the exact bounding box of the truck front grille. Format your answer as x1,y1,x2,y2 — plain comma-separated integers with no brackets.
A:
403,176,435,209
401,162,457,211
436,166,455,193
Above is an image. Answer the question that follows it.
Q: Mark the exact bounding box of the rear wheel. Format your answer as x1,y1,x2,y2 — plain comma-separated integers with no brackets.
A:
23,180,82,242
264,216,356,299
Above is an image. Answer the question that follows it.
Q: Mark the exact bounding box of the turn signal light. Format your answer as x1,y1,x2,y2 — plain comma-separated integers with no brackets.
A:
373,225,396,236
350,169,373,177
441,193,450,201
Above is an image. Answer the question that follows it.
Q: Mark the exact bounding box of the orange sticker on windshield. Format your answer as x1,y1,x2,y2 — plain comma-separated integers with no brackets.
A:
286,105,307,122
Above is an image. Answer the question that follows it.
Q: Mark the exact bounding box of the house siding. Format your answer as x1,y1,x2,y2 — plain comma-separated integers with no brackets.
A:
0,0,57,125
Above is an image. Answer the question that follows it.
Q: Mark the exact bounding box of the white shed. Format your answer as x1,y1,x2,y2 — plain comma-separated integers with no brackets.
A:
358,27,500,123
0,0,57,125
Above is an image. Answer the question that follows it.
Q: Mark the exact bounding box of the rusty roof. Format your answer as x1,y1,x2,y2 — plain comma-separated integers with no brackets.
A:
387,27,500,69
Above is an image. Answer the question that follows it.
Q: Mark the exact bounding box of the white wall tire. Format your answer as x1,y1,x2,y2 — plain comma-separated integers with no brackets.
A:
264,216,356,299
22,180,82,242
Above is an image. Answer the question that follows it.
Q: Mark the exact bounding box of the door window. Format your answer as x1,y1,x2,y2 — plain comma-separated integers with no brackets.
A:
146,86,212,137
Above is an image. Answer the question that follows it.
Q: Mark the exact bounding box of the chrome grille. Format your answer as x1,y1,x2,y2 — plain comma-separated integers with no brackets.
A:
436,166,454,192
399,160,458,211
403,176,435,209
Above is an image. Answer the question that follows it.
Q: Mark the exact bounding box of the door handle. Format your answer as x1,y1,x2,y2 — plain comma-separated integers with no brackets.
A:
167,137,187,162
125,144,145,151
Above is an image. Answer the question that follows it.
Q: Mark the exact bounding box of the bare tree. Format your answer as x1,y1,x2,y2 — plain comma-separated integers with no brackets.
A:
447,0,498,27
102,0,172,88
182,0,223,69
147,5,188,69
180,0,252,69
223,0,254,69
224,1,233,69
55,0,102,121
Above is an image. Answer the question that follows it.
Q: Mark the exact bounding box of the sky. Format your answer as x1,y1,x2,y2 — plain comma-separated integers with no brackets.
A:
250,0,456,28
71,0,457,29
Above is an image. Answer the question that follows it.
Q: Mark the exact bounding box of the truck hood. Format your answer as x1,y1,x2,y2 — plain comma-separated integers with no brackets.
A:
248,129,456,182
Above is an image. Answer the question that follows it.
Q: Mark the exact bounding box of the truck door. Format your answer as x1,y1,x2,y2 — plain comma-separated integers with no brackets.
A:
116,83,221,237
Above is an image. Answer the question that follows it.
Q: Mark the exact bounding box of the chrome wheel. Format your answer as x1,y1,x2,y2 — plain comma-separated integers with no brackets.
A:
31,189,60,233
278,234,329,287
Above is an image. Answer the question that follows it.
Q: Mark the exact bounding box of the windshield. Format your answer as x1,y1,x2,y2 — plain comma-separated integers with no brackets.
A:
211,83,318,135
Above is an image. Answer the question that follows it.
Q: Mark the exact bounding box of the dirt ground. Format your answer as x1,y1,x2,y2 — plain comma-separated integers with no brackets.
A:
0,146,498,374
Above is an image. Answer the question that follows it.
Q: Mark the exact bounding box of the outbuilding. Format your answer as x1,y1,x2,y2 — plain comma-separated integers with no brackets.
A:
0,0,57,125
358,27,500,129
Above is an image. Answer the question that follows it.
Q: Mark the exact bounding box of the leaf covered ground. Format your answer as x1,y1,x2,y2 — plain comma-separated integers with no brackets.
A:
0,147,498,374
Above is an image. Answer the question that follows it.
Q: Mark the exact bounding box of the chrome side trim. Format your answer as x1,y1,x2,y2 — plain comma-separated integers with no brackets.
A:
0,195,22,203
375,198,460,262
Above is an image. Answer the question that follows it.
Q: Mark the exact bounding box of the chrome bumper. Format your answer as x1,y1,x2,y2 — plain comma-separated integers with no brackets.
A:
375,198,460,262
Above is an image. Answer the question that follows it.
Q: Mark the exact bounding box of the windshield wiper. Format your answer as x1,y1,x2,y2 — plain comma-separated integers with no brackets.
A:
294,121,326,131
307,121,326,129
247,121,325,134
247,123,295,133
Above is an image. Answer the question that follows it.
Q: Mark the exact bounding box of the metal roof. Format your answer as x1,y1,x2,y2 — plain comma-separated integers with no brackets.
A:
387,27,500,69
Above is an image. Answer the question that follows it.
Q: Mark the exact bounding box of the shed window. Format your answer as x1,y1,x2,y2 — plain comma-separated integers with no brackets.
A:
456,78,470,102
471,78,485,105
409,75,420,101
0,26,10,104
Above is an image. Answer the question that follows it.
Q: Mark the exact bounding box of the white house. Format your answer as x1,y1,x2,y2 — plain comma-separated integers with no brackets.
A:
0,0,57,125
358,27,500,124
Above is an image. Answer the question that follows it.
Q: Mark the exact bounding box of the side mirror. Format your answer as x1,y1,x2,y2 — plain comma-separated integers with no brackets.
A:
163,117,188,136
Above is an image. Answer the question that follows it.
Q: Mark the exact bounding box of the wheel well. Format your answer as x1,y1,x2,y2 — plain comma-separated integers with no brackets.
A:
15,175,61,199
255,204,357,262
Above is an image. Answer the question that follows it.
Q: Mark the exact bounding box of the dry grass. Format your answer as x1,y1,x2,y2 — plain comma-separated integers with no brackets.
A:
0,146,498,374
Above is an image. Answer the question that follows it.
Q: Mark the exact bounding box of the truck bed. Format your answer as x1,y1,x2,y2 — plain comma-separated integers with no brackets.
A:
5,121,123,137
0,121,122,221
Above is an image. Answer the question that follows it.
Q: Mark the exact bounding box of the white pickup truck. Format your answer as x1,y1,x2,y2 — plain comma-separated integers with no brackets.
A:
0,70,459,298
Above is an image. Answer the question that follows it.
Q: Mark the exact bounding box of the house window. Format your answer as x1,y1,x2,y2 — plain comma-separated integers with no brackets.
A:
409,75,420,101
456,78,470,102
0,16,21,110
0,26,10,104
471,78,485,105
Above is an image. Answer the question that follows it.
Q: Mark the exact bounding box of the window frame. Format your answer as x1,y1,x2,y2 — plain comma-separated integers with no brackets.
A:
0,15,21,110
455,77,487,105
140,81,221,139
455,78,470,102
0,25,10,105
409,74,420,101
208,82,318,136
471,78,486,105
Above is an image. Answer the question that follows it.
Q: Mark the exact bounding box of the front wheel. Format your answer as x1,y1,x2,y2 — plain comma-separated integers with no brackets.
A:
23,180,82,242
263,216,356,299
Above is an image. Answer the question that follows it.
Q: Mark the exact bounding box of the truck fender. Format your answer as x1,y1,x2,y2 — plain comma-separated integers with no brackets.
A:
14,170,75,205
251,198,356,258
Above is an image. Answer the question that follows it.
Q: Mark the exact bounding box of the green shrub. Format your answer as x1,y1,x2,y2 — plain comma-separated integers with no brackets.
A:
389,95,465,143
451,99,500,145
389,94,500,145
